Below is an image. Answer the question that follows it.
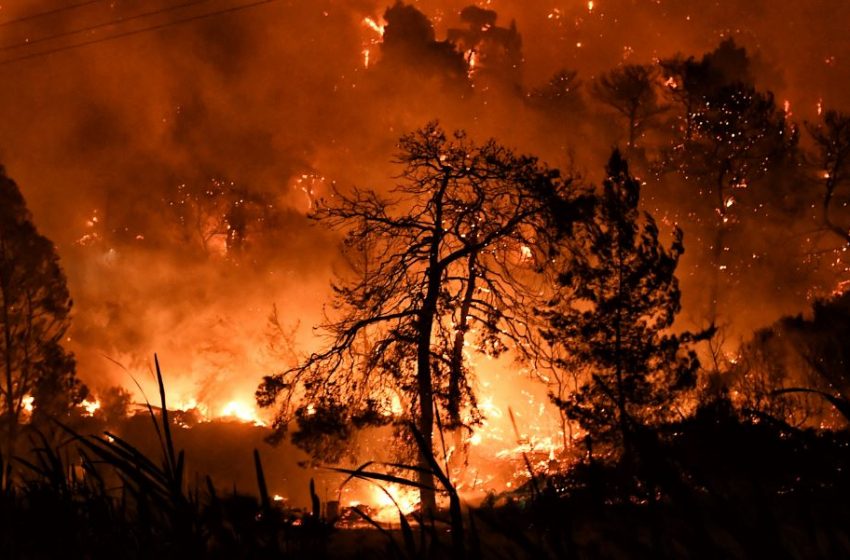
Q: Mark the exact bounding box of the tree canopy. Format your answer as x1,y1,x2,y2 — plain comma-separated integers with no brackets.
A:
540,151,706,452
0,167,85,460
257,123,578,511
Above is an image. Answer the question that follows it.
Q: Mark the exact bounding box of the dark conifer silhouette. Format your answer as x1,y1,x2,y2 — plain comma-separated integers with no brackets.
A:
540,151,706,453
592,65,668,151
660,38,754,140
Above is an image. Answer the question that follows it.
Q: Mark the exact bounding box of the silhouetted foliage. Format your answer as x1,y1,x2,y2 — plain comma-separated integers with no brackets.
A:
658,41,797,321
0,167,85,468
660,38,754,140
527,69,584,116
592,64,668,150
541,151,706,453
30,341,86,424
806,110,850,249
257,123,576,512
732,290,850,428
448,5,524,92
376,1,469,88
95,385,134,424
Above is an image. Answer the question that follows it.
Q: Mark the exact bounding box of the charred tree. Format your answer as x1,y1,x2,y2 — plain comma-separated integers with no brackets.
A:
257,123,575,513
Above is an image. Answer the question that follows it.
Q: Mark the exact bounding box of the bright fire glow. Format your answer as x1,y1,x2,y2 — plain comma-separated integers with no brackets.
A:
361,16,386,69
220,400,266,426
362,16,385,36
80,398,101,416
466,49,478,77
366,483,420,523
174,397,206,414
20,395,34,423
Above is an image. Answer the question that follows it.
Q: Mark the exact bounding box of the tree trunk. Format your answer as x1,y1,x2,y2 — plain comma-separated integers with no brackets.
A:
448,249,478,427
708,164,729,326
614,249,630,454
413,176,451,516
1,273,16,489
416,274,439,515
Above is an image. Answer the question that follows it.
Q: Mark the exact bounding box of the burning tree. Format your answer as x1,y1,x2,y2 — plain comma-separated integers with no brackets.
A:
540,152,705,454
257,123,574,513
375,2,468,87
0,168,85,469
659,49,796,322
166,177,281,257
447,5,524,91
660,39,753,141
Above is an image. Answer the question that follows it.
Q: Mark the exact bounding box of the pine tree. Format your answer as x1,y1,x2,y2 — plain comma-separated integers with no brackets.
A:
592,64,668,151
541,151,704,453
660,41,797,323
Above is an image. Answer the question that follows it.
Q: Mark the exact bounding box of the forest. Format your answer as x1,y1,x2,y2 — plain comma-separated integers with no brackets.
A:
2,0,850,558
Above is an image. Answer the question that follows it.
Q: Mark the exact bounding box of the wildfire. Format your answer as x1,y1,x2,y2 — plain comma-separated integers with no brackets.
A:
361,16,386,69
462,48,479,80
80,398,101,417
220,400,266,426
22,394,34,420
362,16,385,36
362,483,420,524
174,397,207,416
293,173,326,210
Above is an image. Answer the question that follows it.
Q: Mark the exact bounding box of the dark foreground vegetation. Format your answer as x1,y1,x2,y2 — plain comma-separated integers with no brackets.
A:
2,366,850,560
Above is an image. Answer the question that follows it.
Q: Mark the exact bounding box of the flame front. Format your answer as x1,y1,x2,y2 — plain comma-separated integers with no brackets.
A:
220,400,266,426
362,483,420,524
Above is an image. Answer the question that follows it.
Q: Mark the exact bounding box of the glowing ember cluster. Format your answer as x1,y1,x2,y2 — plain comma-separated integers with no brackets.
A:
361,16,386,69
